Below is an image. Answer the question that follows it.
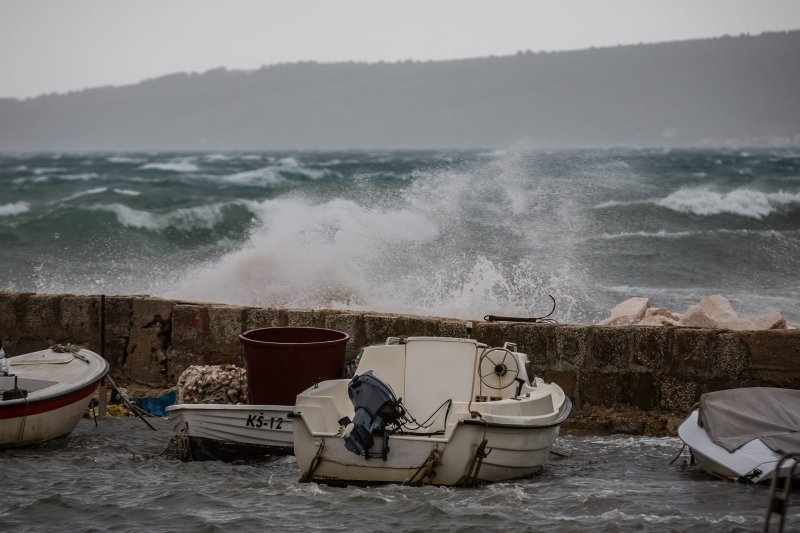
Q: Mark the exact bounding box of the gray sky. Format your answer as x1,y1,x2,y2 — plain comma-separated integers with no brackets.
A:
2,0,799,99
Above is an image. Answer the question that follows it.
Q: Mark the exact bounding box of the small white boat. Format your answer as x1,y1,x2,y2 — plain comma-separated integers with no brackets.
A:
166,327,349,461
293,336,571,486
166,404,294,460
678,387,800,483
0,347,109,448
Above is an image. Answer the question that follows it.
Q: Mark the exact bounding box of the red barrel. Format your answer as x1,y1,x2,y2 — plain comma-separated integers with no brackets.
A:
239,327,349,405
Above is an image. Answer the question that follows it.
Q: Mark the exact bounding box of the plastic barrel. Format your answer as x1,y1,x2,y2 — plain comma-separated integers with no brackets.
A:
239,327,349,406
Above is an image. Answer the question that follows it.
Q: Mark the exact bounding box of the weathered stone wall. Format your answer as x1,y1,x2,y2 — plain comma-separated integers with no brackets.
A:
1,291,798,434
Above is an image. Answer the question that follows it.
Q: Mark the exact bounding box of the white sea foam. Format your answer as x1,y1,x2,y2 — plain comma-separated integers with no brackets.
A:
139,160,199,172
219,158,339,186
94,204,160,230
0,201,31,217
92,202,234,231
33,167,64,175
202,153,235,162
286,166,338,180
598,228,796,240
222,167,284,186
592,199,643,209
598,230,694,240
276,156,339,180
54,173,99,182
656,186,800,218
113,188,141,196
18,172,96,184
107,156,145,164
596,186,800,219
61,187,107,202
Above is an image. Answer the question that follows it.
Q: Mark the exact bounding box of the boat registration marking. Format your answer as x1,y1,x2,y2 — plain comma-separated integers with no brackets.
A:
245,414,285,430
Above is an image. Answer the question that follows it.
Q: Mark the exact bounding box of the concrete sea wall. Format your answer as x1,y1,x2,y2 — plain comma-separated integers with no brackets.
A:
1,291,798,435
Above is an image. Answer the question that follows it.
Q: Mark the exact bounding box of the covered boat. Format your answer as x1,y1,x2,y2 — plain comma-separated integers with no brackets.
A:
166,327,348,461
293,336,571,486
677,387,800,483
0,346,109,448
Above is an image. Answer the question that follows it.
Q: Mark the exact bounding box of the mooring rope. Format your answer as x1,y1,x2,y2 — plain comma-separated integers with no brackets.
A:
15,397,29,445
457,437,490,487
50,343,89,363
404,446,442,486
299,440,327,483
455,411,491,487
161,426,192,461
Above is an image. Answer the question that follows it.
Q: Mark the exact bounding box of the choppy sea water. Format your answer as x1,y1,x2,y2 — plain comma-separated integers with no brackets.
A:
0,418,794,532
1,148,799,323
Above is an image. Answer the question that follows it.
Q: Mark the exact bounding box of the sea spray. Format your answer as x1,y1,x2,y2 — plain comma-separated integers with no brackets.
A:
1,148,798,323
168,148,591,320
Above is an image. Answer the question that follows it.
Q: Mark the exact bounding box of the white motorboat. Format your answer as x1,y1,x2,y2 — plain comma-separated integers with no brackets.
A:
293,336,571,486
677,387,800,483
166,327,349,461
0,346,109,448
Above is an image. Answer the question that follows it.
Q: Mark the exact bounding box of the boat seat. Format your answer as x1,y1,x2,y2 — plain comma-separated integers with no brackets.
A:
401,338,478,432
355,344,406,400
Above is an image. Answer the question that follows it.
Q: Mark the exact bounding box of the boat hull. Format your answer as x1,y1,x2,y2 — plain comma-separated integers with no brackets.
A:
0,383,100,447
0,348,108,448
294,406,568,486
166,403,294,461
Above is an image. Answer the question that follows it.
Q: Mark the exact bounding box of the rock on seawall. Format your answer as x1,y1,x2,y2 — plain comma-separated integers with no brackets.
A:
599,295,788,330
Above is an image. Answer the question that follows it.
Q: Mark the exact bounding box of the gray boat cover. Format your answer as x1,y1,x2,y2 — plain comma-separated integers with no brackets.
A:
698,387,800,454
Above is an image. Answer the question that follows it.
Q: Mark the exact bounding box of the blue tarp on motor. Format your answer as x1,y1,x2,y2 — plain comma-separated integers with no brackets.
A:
132,390,176,417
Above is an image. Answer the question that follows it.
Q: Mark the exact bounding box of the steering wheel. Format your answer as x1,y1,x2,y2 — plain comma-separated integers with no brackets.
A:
478,348,520,390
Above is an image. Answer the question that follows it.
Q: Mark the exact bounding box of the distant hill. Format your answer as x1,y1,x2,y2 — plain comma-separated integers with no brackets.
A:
1,31,799,151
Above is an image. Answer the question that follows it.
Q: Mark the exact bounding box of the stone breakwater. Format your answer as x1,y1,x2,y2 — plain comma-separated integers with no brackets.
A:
1,291,798,435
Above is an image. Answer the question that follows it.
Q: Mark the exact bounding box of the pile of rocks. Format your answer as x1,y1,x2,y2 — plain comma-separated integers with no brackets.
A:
176,364,248,404
599,295,789,330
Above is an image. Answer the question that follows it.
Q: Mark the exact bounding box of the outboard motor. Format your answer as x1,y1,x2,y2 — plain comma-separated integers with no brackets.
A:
342,370,404,459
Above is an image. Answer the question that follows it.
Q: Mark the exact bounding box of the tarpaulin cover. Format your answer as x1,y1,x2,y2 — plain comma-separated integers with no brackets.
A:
132,390,176,417
698,387,800,454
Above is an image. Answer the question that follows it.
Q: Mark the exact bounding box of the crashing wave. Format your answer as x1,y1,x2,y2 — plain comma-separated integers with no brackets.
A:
0,202,31,217
655,187,800,219
139,160,199,172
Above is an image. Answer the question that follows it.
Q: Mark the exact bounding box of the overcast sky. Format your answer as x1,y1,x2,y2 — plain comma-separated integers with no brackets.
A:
2,0,799,99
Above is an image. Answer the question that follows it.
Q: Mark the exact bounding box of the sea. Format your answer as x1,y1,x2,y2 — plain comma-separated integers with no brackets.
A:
0,418,793,532
2,149,800,531
1,147,799,323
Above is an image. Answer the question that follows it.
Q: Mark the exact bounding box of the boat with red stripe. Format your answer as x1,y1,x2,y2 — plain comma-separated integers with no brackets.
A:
1,345,109,448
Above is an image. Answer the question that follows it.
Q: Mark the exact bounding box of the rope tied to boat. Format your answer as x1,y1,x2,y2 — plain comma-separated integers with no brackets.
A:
456,437,491,488
404,447,442,486
299,440,326,483
456,410,492,487
161,426,192,461
49,343,90,363
50,343,82,353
